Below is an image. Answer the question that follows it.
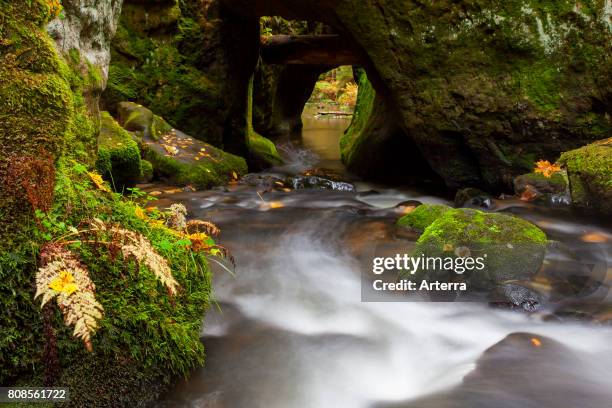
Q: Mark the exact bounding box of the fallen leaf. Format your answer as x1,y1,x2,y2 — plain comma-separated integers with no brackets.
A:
530,337,542,347
534,160,562,178
581,232,609,243
520,185,539,202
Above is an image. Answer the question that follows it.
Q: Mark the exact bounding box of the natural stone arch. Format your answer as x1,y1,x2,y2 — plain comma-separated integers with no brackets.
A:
221,0,611,190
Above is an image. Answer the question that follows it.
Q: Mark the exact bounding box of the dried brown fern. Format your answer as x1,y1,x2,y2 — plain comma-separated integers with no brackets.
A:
186,220,221,237
88,219,179,296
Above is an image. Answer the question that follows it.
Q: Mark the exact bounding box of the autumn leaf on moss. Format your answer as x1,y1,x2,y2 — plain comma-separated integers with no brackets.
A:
186,232,213,252
534,160,562,178
46,0,63,18
48,271,78,296
88,172,111,192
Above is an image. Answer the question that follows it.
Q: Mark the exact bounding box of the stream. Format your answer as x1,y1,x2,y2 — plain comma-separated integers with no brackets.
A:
154,110,612,408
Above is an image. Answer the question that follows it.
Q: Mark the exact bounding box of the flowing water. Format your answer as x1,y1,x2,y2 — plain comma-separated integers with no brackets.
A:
155,111,612,408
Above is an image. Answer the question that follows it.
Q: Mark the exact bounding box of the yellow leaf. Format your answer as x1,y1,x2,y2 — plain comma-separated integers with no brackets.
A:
49,271,79,296
232,171,238,179
87,172,111,192
530,337,542,347
134,206,147,220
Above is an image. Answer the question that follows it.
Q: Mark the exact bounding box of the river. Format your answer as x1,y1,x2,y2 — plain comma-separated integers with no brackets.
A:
154,110,612,408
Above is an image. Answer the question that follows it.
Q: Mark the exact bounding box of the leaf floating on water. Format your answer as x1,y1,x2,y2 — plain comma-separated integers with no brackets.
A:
581,232,609,243
531,337,542,347
260,201,284,210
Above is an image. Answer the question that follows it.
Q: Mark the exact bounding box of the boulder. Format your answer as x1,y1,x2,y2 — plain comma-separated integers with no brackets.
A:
115,102,248,189
413,208,547,291
454,188,494,209
117,101,172,140
558,138,612,215
96,112,143,191
513,172,570,205
397,204,452,232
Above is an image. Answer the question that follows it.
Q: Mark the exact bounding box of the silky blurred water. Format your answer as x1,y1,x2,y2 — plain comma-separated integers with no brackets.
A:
155,112,612,408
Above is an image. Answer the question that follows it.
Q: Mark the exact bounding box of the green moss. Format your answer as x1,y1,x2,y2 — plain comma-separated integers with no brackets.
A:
144,145,247,189
512,61,562,112
340,70,376,166
151,114,173,140
247,77,283,167
0,0,97,243
103,5,222,145
397,204,452,231
247,132,283,166
412,208,547,287
558,137,612,215
96,112,143,191
513,171,567,194
141,159,154,182
1,160,213,405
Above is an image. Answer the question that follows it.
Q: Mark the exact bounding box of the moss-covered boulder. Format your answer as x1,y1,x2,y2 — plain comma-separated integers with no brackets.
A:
247,131,284,169
514,172,568,195
397,204,452,231
96,112,142,191
558,138,612,215
118,101,173,140
113,103,247,189
413,209,548,290
140,159,154,183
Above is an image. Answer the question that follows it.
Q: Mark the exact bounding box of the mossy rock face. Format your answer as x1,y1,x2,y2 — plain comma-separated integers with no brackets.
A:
238,0,612,189
0,0,97,244
397,204,452,231
102,0,229,147
115,103,248,188
140,159,154,183
96,112,143,191
414,209,548,289
143,133,248,189
247,131,284,170
558,137,612,215
117,101,174,142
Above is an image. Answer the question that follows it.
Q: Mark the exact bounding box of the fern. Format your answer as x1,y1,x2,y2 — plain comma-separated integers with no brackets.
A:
36,244,104,352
